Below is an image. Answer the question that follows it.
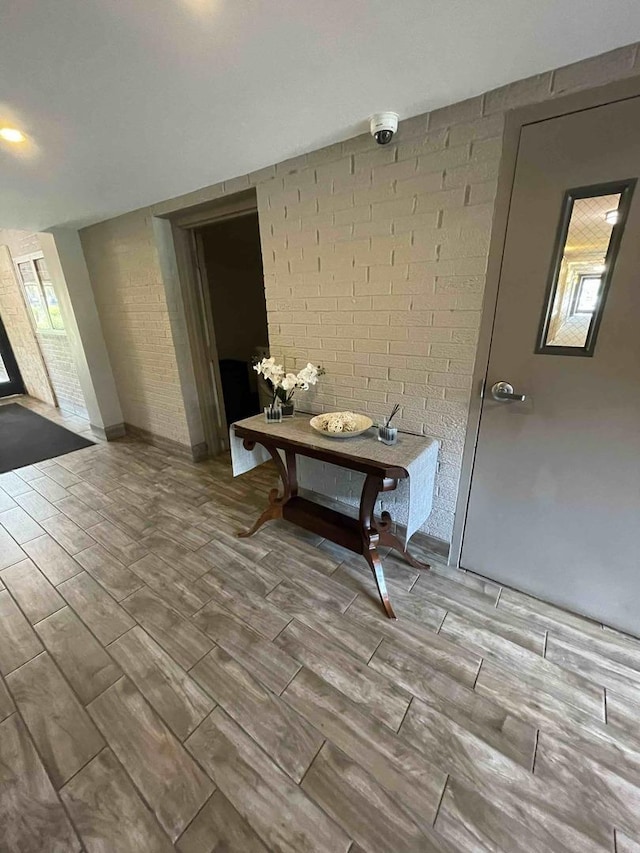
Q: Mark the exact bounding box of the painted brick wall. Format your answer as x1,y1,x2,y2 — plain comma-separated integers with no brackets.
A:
255,117,497,539
0,229,89,417
0,230,56,406
80,43,640,542
80,210,191,444
36,331,88,417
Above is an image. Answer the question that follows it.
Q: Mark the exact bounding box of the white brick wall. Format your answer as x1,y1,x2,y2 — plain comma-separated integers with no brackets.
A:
80,42,640,541
0,229,89,418
0,230,56,406
80,210,191,445
36,331,88,418
254,106,498,538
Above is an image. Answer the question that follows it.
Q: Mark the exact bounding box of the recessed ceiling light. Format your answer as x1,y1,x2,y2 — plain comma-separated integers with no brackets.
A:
0,127,26,143
605,209,619,225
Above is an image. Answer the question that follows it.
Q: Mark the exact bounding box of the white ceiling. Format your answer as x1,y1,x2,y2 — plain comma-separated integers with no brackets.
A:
1,1,640,232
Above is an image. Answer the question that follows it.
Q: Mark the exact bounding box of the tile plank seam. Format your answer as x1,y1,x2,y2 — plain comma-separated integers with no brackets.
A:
0,711,85,851
61,744,178,849
2,398,640,852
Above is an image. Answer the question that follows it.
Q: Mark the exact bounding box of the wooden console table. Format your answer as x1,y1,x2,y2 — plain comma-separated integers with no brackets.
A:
232,415,438,619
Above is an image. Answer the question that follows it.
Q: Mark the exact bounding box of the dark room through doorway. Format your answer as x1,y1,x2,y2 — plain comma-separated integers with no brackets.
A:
195,211,269,429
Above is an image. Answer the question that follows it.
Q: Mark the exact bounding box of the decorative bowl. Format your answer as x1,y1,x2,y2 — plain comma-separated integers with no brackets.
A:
309,412,373,439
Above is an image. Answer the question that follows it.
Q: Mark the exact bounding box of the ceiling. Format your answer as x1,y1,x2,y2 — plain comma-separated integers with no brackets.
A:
1,1,640,232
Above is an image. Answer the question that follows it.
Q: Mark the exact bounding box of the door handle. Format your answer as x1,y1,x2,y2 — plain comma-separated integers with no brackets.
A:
491,381,526,402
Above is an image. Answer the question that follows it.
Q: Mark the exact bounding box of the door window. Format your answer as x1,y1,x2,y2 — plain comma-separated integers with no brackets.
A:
16,254,66,332
536,181,635,355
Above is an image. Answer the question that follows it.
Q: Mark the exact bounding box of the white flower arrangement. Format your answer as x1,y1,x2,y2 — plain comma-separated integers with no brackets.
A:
253,357,325,407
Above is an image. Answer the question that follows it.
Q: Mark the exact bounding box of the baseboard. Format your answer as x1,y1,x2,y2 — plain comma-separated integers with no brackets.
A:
413,530,450,560
299,486,450,560
190,441,209,462
123,422,205,461
90,422,126,441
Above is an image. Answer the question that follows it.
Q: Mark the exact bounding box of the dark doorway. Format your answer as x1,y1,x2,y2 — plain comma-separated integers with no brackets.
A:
0,313,25,398
196,212,268,427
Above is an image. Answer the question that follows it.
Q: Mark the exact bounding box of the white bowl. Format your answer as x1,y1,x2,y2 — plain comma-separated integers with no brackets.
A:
309,412,373,439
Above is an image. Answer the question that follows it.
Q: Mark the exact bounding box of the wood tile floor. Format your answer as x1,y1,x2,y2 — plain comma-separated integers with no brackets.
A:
2,398,640,852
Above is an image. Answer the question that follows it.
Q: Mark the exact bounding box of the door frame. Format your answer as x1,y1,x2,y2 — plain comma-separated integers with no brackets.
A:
451,73,640,567
152,190,262,459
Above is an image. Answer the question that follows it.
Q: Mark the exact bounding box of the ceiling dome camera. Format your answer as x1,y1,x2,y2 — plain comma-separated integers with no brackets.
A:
370,112,399,145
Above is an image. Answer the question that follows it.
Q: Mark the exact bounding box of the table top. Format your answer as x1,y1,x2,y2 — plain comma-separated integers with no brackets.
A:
233,413,437,478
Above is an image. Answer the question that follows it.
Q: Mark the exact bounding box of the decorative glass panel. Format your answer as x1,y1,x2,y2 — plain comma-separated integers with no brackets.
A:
34,257,49,279
16,255,65,332
17,261,35,283
43,283,65,330
537,181,635,356
24,283,51,330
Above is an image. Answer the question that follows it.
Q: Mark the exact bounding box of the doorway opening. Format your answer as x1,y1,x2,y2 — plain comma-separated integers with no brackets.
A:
156,190,270,458
194,212,269,431
0,312,24,398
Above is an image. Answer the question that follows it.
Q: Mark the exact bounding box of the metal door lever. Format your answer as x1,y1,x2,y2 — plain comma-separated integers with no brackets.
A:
491,381,526,402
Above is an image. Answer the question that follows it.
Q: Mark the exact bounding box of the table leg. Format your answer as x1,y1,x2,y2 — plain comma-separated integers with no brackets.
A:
236,444,425,621
363,547,397,620
237,442,296,538
378,511,431,571
359,475,397,619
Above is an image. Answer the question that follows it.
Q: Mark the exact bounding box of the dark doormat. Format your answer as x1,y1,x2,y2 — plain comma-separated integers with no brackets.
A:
0,404,94,473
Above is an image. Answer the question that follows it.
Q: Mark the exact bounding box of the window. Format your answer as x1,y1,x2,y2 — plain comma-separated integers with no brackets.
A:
571,275,602,314
15,253,65,332
536,180,635,356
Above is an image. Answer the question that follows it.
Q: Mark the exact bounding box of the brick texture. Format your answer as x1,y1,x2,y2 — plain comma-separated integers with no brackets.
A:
80,42,640,541
36,330,88,417
0,231,56,406
80,210,191,445
0,230,88,417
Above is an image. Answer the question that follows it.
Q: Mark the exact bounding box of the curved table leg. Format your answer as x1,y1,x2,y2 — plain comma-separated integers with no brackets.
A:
359,475,397,619
236,488,283,538
363,547,397,619
378,510,431,571
236,442,296,538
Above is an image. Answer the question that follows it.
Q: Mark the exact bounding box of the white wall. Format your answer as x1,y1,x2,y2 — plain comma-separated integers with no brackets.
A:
40,230,124,436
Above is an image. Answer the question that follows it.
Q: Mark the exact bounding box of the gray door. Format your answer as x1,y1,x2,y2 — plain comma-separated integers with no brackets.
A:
461,96,640,636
